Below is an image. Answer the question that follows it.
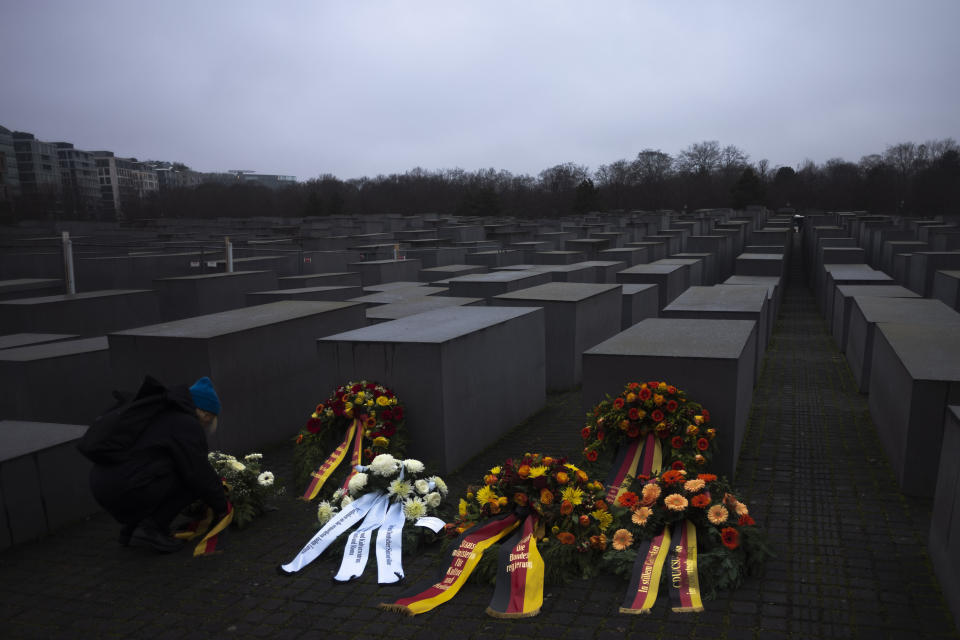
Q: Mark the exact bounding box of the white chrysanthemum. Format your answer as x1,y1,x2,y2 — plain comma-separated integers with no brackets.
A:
257,471,274,487
316,501,337,525
244,453,263,462
403,497,427,520
403,459,425,474
429,476,448,497
414,479,430,495
424,492,442,509
341,495,354,509
207,452,216,462
331,488,344,501
348,472,369,495
227,460,246,472
388,479,412,499
369,454,399,477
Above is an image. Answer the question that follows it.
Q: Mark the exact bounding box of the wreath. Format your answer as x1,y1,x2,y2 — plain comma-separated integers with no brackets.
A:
602,469,773,600
450,452,611,585
582,380,716,474
292,380,407,498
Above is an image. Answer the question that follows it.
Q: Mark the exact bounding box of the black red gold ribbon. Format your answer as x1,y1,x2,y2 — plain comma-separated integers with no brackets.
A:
301,418,360,501
173,502,234,556
486,513,544,618
606,433,662,504
381,514,520,615
619,519,702,614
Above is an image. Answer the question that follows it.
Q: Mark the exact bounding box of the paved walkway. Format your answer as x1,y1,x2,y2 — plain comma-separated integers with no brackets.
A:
2,239,958,639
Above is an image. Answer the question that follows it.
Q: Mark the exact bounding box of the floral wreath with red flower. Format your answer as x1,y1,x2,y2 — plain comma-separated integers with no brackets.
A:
581,381,717,473
292,380,407,493
601,469,773,600
450,453,615,583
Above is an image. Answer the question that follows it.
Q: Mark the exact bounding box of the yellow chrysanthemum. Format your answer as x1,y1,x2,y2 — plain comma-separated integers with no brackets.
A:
355,392,365,403
489,466,502,475
476,485,498,506
564,463,580,472
560,486,584,505
376,395,390,406
591,509,614,530
458,498,468,517
528,465,548,478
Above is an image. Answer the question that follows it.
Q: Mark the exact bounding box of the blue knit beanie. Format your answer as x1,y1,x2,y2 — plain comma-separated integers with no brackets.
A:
189,377,221,415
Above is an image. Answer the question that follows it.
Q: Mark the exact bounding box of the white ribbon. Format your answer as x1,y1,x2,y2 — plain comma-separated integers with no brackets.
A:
280,492,379,573
334,493,390,582
414,516,445,533
376,501,408,584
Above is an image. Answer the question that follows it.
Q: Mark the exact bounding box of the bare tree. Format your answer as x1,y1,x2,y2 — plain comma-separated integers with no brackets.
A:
634,149,673,183
674,140,722,175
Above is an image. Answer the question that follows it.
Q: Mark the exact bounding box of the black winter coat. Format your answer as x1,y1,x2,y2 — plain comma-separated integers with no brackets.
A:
89,382,227,524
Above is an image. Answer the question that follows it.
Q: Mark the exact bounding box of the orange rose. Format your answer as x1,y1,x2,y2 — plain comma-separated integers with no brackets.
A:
576,470,589,483
543,457,554,465
513,492,528,506
540,489,554,505
517,465,531,478
555,471,569,485
589,534,608,550
560,500,574,515
557,532,576,545
594,500,608,512
484,474,498,485
579,515,590,527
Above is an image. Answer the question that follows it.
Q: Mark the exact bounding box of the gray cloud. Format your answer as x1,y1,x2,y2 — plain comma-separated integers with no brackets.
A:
2,0,958,180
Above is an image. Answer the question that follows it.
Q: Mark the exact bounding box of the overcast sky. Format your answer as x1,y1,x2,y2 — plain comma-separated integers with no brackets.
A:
2,1,958,181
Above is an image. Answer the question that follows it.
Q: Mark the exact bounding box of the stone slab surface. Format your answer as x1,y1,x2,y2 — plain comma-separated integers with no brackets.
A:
0,333,77,350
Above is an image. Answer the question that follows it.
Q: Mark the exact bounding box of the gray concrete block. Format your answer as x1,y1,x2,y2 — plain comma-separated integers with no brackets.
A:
277,272,362,288
366,296,485,324
348,286,448,308
820,264,894,320
246,285,364,304
0,289,160,337
465,250,523,269
576,261,628,284
620,284,660,330
655,258,704,287
155,271,278,321
36,437,99,530
846,297,960,393
599,247,649,267
830,285,919,351
734,253,785,279
318,306,546,473
446,270,552,301
868,323,960,496
616,263,690,310
723,275,782,319
933,271,960,311
494,283,622,391
908,252,960,297
0,455,45,546
347,259,424,286
673,252,718,286
529,251,588,265
109,301,366,453
418,264,487,283
930,405,960,628
0,338,112,425
661,285,770,383
0,333,77,350
582,318,757,480
0,278,62,301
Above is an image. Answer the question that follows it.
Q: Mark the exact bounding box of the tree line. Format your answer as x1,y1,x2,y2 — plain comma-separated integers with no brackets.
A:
123,138,960,220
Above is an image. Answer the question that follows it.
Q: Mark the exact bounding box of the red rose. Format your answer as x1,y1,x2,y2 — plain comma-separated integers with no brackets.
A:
392,406,403,420
671,436,684,449
671,460,685,470
586,449,599,462
613,397,625,410
386,390,395,399
351,384,362,392
651,410,665,423
666,400,679,413
581,426,591,440
305,417,323,434
647,381,659,388
638,388,652,401
738,514,756,526
382,408,393,421
666,385,677,395
628,382,640,390
721,527,739,549
697,438,709,451
366,382,377,390
702,409,711,422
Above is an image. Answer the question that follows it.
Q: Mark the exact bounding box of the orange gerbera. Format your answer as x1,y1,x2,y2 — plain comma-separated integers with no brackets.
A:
638,387,652,401
581,426,591,440
641,483,661,505
586,450,599,462
613,397,625,409
698,473,717,482
661,470,684,485
556,532,576,545
632,506,653,525
721,527,739,550
707,504,729,525
664,493,688,511
628,407,640,420
697,438,710,451
738,514,756,526
612,528,634,551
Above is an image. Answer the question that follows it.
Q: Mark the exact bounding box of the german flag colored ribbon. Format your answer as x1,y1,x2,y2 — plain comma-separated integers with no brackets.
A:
606,433,662,504
486,513,544,618
341,417,366,494
174,502,234,556
667,520,703,613
301,418,360,501
619,524,672,614
380,513,520,616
